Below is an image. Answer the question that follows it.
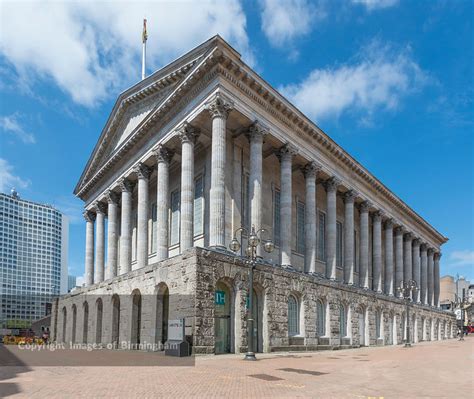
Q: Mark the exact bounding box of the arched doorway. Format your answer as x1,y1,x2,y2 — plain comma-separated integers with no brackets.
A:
131,289,142,347
155,283,169,348
82,302,89,344
62,307,67,343
422,317,427,341
358,306,366,346
412,314,418,343
250,288,264,353
71,305,77,344
96,298,103,344
388,312,394,345
215,280,233,354
111,294,120,349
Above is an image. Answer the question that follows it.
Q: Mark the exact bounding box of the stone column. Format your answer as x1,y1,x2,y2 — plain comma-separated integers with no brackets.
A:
84,210,95,286
206,93,233,248
373,211,383,293
343,190,357,285
412,239,421,302
325,177,340,280
384,219,394,295
303,162,319,273
179,124,199,252
279,144,296,267
420,244,428,304
359,201,371,289
404,233,413,298
106,191,119,279
427,248,434,306
93,202,106,283
119,178,135,275
248,123,266,256
394,226,405,294
154,145,173,261
135,163,151,269
434,252,441,308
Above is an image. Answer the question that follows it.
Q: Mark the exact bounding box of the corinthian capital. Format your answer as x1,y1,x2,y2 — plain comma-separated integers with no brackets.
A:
134,163,152,180
178,122,200,144
105,190,119,205
384,218,394,229
359,200,372,213
153,144,174,164
394,225,406,236
373,210,385,222
83,210,96,223
324,176,341,193
277,143,298,162
434,252,442,260
247,121,268,143
206,92,234,120
344,190,358,204
119,178,135,193
93,201,107,215
302,161,321,179
404,232,413,242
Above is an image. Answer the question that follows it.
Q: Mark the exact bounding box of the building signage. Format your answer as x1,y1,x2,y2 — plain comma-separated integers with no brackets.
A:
167,319,185,341
215,290,225,305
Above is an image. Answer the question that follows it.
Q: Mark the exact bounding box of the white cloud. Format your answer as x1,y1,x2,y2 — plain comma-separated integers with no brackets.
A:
52,195,84,225
0,113,36,144
351,0,399,11
449,250,474,267
259,0,326,47
280,41,429,122
0,0,252,107
0,158,30,193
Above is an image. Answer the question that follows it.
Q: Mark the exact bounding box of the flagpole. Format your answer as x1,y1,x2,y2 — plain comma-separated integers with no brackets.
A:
142,18,147,80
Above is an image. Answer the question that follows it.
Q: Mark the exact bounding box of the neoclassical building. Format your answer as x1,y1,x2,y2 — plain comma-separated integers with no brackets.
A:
52,36,455,354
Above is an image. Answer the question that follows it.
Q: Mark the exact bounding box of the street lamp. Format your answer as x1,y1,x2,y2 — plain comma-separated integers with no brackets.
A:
451,294,469,341
228,225,275,361
397,279,419,348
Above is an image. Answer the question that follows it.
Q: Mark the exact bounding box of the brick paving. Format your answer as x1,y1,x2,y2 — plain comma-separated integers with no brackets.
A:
0,337,472,398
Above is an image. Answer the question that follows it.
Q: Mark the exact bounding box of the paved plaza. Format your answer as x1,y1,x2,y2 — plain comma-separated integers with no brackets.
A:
0,337,472,398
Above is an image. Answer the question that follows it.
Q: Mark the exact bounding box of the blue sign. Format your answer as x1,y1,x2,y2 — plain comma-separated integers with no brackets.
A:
215,290,226,305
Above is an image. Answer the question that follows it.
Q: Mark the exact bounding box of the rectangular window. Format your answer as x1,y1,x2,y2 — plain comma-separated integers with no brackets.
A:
151,203,157,253
242,173,250,230
273,188,281,246
194,175,204,237
336,221,343,267
317,211,326,261
170,190,180,246
296,201,305,254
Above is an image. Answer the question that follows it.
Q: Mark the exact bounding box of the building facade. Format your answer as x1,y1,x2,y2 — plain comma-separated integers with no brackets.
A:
0,190,68,329
52,36,455,353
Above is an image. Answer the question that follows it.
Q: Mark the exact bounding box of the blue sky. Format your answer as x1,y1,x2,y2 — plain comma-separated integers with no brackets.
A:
0,0,473,282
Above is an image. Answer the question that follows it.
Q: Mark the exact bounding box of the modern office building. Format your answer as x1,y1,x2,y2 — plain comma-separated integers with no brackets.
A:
53,36,454,353
0,189,68,329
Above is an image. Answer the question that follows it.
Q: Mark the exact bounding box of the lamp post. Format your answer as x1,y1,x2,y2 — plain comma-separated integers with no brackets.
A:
397,279,419,348
228,226,275,361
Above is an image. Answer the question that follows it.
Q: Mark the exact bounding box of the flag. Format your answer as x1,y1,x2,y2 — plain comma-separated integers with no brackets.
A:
142,18,148,44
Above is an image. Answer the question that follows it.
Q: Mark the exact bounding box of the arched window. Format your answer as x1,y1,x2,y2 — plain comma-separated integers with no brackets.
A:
288,295,299,336
375,310,381,339
316,299,326,336
340,304,347,338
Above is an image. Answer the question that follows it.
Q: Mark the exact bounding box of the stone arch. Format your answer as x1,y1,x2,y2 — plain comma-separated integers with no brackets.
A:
131,289,142,347
154,282,169,347
252,281,266,353
401,311,407,343
412,313,418,343
95,298,103,344
437,319,441,340
316,297,329,338
61,306,67,343
389,311,397,345
82,301,89,344
214,277,236,354
71,304,77,344
374,307,384,345
339,300,352,345
111,294,120,349
356,304,369,347
421,316,427,341
287,290,304,340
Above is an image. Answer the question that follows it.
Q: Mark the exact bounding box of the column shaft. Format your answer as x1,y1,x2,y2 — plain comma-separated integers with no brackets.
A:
420,245,428,304
180,125,198,251
136,163,151,268
279,146,294,267
119,178,134,275
403,233,413,298
304,163,318,273
84,211,95,286
106,191,119,279
434,253,441,308
155,145,172,261
394,227,405,292
343,191,356,284
94,204,106,283
373,211,383,293
427,249,434,306
359,201,370,289
384,220,394,295
207,93,233,248
325,177,339,279
412,240,421,302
